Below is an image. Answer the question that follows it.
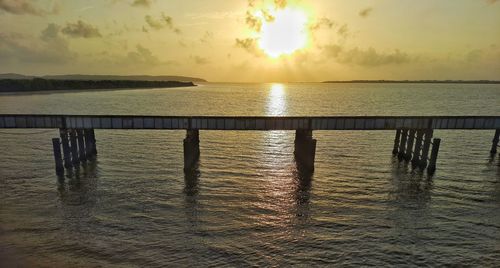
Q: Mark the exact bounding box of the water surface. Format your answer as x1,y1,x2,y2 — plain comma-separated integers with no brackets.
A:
0,83,499,267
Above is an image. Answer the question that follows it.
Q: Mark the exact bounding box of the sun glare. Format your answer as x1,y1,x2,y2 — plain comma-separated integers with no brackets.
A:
258,8,309,58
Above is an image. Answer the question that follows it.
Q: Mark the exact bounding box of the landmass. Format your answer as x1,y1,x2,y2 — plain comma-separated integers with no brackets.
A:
323,80,500,84
0,78,196,93
0,73,207,82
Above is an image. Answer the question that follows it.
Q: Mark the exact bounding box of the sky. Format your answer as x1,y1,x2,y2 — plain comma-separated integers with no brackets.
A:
0,0,499,82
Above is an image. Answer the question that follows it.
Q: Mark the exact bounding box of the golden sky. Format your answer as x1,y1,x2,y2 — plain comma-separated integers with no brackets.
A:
0,0,499,82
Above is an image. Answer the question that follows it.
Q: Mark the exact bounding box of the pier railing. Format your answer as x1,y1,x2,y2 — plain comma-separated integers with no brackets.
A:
1,115,499,130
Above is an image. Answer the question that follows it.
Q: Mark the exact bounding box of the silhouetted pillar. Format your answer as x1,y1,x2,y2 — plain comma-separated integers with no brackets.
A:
84,129,95,159
411,130,424,167
419,129,433,169
76,129,86,162
491,129,500,155
69,129,79,165
398,129,408,160
59,129,72,168
90,129,97,156
405,129,416,161
184,129,200,171
392,129,401,155
428,138,441,174
294,129,317,172
52,138,64,175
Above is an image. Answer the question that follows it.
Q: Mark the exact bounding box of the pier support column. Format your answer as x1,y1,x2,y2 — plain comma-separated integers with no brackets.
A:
59,129,72,168
84,129,96,159
52,138,64,175
392,130,401,155
294,130,317,172
491,129,500,155
90,129,97,156
405,130,416,161
398,129,408,160
69,130,79,166
76,129,86,162
427,138,441,174
411,130,424,167
419,129,434,169
184,129,200,171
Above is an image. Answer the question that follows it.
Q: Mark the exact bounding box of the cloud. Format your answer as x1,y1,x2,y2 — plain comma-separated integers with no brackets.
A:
0,25,75,64
323,44,411,66
87,44,176,73
0,0,59,16
274,0,287,9
126,44,161,65
200,31,213,44
61,20,102,38
359,7,373,18
235,38,263,57
337,24,349,39
144,13,180,33
309,17,335,31
245,11,262,31
191,55,210,65
40,23,60,41
145,15,163,29
131,0,153,7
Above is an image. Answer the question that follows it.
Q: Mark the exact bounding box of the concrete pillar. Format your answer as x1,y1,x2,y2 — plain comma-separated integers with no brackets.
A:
398,129,408,160
59,129,72,168
294,129,317,172
411,130,424,167
89,129,97,156
392,129,401,155
52,138,64,175
184,129,200,171
405,129,416,161
427,138,441,174
69,129,79,165
491,129,500,155
84,129,95,159
419,129,434,169
76,129,86,162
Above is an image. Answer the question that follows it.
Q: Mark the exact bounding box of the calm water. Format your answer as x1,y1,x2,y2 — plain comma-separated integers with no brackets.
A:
0,83,499,267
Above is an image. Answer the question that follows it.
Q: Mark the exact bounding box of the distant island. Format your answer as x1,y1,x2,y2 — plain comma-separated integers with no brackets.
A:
0,73,207,82
323,80,500,84
0,78,196,93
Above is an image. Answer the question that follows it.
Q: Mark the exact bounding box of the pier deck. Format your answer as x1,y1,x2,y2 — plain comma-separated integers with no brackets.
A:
1,115,499,130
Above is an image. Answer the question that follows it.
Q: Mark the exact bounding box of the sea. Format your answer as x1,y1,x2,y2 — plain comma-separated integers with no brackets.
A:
0,82,499,267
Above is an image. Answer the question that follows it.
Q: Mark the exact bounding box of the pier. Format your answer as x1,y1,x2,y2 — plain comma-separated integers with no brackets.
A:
1,114,499,175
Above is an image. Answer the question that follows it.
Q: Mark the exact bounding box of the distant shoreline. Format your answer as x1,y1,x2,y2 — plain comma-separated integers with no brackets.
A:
0,78,196,93
323,80,500,84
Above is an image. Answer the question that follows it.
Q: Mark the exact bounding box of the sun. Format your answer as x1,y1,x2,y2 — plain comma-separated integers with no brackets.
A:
258,8,309,58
